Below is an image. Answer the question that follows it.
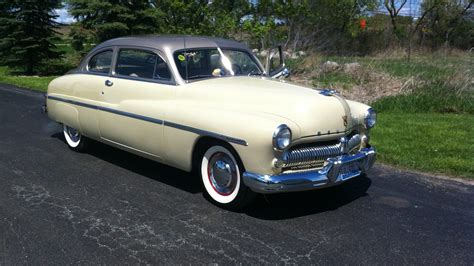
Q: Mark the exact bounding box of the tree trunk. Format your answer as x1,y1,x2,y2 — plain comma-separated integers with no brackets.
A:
408,37,412,62
25,62,34,75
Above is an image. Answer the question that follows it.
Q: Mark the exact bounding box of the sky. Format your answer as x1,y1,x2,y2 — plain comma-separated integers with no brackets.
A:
54,8,74,24
54,0,422,25
377,0,421,17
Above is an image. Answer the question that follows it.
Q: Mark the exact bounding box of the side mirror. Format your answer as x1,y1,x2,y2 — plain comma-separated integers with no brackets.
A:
265,45,289,78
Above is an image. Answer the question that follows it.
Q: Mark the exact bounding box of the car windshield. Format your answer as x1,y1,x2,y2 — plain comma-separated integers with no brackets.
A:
173,48,263,81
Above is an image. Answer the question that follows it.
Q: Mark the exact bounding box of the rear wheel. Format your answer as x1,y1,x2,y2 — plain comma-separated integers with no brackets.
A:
63,124,88,152
200,143,256,210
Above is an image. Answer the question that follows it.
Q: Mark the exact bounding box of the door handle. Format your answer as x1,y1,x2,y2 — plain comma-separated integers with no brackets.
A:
105,80,114,87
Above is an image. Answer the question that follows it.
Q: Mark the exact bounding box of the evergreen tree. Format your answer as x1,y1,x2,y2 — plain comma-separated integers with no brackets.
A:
67,0,164,43
0,0,62,75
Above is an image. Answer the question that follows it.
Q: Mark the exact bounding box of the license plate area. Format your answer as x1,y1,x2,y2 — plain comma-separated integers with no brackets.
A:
326,152,368,183
338,161,362,181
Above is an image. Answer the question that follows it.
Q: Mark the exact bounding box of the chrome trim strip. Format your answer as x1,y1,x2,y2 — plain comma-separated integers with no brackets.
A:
163,121,248,146
47,95,164,124
99,105,164,125
243,147,376,194
48,95,97,109
47,95,247,146
299,126,356,138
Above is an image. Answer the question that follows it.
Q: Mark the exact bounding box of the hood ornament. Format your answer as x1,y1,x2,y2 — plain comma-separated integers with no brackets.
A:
319,89,339,96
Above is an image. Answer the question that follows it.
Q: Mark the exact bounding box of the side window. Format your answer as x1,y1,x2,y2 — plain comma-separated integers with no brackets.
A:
154,55,172,81
116,48,171,81
88,50,113,73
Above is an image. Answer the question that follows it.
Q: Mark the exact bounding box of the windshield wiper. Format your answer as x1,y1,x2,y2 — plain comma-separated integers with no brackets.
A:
186,74,213,80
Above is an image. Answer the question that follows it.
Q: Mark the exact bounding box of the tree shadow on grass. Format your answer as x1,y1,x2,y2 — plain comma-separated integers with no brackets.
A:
52,132,372,220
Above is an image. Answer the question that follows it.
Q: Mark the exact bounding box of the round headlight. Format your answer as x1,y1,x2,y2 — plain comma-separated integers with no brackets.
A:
273,125,292,150
364,108,377,129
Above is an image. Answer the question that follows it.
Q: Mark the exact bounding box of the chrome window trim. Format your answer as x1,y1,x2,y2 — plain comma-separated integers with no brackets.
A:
172,47,264,82
86,48,115,74
74,45,178,85
47,95,247,146
113,46,177,85
111,74,177,86
66,71,178,86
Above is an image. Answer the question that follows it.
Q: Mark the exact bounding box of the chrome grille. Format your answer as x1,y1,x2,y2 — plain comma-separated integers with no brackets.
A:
281,134,362,170
282,143,341,168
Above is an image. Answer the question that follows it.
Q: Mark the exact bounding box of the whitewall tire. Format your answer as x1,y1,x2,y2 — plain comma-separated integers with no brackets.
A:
63,124,88,151
200,144,255,209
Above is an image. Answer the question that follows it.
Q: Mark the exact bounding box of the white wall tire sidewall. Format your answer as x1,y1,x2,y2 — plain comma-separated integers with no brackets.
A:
201,146,241,204
63,125,81,148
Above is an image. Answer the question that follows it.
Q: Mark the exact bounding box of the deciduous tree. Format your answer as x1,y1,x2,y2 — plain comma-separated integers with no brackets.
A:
384,0,408,37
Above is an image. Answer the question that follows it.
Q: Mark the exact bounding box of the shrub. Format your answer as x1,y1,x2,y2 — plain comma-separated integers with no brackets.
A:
36,53,82,76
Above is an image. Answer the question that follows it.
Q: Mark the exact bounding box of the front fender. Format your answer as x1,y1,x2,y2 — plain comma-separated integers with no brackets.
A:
163,105,300,174
346,100,371,126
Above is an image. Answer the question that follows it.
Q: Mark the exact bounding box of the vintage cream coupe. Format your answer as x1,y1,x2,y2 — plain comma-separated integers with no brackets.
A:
45,35,376,209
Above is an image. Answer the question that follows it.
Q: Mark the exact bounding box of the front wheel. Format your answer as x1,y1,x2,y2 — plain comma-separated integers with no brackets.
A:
200,144,256,210
63,124,88,152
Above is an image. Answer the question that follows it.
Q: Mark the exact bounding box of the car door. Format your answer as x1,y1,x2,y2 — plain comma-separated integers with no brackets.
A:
97,47,176,159
73,48,115,139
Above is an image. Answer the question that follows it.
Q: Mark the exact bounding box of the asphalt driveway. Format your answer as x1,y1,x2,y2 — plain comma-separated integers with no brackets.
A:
0,85,473,264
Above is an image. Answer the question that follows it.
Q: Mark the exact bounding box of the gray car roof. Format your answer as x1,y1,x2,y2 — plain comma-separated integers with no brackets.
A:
91,35,250,53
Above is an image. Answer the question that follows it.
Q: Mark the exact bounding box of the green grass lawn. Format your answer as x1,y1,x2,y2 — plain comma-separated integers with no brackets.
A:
371,112,474,179
0,66,55,92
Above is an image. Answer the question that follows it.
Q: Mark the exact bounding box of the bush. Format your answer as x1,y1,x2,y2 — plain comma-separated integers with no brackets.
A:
36,53,82,76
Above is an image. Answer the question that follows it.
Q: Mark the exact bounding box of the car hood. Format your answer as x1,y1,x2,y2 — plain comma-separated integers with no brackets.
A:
183,76,355,138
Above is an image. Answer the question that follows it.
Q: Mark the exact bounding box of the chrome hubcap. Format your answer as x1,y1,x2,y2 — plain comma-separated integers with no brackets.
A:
66,126,80,142
208,152,237,195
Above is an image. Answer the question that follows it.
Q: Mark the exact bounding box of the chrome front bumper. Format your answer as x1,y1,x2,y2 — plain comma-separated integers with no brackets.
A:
242,147,376,194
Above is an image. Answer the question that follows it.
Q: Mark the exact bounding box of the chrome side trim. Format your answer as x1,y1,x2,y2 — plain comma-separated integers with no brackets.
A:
99,105,164,125
243,147,376,194
48,95,97,109
47,95,248,146
48,95,164,124
164,121,248,146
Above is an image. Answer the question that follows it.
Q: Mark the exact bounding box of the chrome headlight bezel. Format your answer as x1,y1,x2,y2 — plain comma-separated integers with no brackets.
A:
364,108,377,129
273,124,292,151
